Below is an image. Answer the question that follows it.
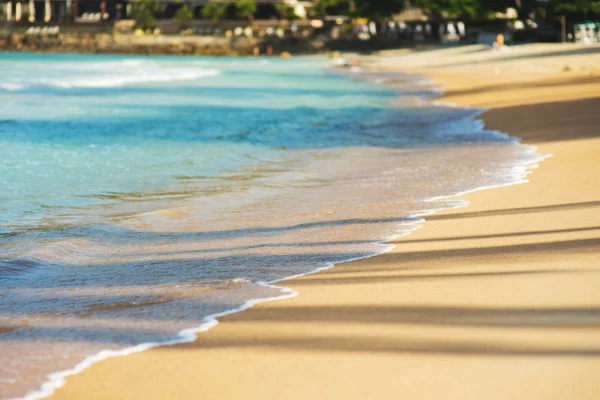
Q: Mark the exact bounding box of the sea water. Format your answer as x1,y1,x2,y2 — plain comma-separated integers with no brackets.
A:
0,53,542,399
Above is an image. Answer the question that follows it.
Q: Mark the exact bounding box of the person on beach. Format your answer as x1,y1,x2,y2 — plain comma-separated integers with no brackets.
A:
495,33,505,49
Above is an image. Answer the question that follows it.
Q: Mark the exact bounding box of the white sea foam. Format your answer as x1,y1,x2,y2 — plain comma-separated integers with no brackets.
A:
0,83,26,91
14,146,544,400
15,215,418,400
16,281,296,400
60,68,220,88
0,60,220,91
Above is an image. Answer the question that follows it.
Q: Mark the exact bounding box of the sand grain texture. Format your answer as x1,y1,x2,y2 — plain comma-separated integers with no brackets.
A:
50,44,600,400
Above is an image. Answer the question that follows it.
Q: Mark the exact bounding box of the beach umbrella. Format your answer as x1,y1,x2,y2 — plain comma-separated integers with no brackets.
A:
44,0,51,22
29,0,35,22
15,1,22,22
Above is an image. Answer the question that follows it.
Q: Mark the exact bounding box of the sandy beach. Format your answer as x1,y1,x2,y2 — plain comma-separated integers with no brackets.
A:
48,44,600,400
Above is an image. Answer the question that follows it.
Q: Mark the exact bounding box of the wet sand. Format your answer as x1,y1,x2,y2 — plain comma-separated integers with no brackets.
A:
49,44,600,400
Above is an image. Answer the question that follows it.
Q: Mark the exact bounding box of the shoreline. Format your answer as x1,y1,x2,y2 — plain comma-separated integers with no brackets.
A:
33,44,600,399
4,52,526,400
21,140,530,399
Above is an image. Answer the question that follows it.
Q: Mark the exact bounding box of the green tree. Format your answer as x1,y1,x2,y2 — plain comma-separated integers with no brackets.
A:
546,0,600,42
513,0,539,17
414,0,479,18
309,0,343,18
356,0,406,19
202,0,229,27
174,5,194,30
548,0,600,13
132,0,158,30
235,0,256,25
275,2,301,21
476,0,516,16
306,0,406,19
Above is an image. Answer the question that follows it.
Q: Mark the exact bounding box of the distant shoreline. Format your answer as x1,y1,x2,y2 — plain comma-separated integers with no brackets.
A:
0,32,268,56
0,31,450,57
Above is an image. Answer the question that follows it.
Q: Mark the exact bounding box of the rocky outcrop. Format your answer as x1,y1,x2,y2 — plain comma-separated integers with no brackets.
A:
0,32,325,56
0,32,263,55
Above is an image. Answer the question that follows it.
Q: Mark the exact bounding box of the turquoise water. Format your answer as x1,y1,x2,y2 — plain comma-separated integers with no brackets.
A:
0,53,541,399
0,55,394,234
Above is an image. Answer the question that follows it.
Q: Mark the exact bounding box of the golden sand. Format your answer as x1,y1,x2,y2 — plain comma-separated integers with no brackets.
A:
50,44,600,400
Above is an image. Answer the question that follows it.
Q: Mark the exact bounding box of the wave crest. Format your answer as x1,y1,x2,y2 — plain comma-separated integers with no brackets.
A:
0,60,220,91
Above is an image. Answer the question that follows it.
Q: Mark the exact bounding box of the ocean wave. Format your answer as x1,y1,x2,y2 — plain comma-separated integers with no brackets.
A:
65,68,220,88
0,83,26,91
0,64,220,91
0,257,45,278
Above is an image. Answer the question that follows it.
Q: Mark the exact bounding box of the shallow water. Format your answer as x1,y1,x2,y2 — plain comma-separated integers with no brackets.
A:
0,53,541,399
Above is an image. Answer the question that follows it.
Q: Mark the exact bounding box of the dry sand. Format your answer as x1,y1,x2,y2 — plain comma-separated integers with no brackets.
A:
50,44,600,400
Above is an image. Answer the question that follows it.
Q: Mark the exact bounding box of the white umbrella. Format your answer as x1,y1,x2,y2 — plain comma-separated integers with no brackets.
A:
16,1,22,22
45,0,51,22
29,0,35,22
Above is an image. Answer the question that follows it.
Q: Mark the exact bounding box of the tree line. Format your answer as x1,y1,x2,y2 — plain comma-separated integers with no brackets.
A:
132,0,600,31
314,0,600,19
